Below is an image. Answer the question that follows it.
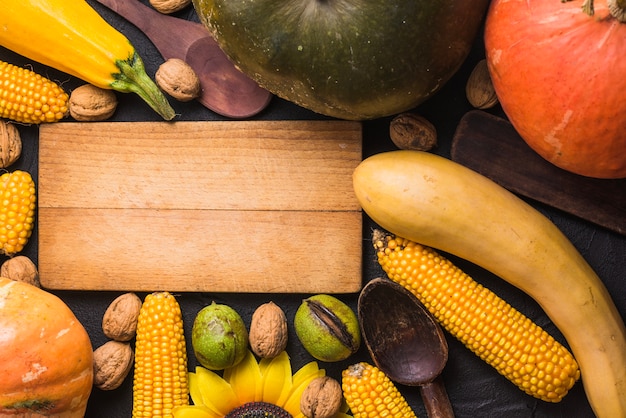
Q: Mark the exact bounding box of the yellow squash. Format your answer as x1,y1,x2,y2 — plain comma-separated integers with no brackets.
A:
352,150,626,418
0,0,174,120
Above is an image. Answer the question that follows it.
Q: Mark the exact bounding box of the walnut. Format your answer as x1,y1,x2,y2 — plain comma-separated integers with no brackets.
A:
300,376,343,418
155,58,201,102
150,0,192,14
1,256,39,287
102,293,142,342
69,84,118,121
466,59,499,109
93,340,134,391
389,113,437,151
249,301,288,358
0,121,22,168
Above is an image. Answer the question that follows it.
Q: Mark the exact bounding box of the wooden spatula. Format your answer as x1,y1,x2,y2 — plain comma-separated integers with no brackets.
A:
451,110,626,236
94,0,272,118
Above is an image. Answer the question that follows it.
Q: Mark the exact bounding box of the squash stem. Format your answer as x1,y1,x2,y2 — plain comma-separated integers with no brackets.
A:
581,0,594,15
111,52,176,120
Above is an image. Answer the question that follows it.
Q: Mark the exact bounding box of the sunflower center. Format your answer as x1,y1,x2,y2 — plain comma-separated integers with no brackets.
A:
225,401,293,418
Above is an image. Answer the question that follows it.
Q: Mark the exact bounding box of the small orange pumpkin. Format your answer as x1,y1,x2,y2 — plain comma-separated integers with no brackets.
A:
485,0,626,179
0,277,93,417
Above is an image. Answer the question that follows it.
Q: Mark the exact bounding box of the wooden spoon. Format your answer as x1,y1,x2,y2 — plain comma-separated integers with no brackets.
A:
94,0,272,118
358,278,455,418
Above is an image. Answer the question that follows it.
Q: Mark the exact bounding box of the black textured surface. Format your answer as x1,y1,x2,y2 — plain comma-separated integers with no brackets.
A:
1,2,624,417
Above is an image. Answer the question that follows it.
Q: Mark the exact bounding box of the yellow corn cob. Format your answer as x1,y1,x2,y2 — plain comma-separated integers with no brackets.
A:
0,170,36,255
373,230,580,402
133,292,190,418
342,362,417,418
0,60,68,124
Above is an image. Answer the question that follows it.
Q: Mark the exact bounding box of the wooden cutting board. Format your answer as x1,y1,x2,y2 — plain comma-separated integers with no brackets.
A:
38,120,363,293
452,111,626,235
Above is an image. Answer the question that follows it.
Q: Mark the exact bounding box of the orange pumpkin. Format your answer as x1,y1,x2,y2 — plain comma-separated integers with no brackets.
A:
0,277,93,417
484,0,626,179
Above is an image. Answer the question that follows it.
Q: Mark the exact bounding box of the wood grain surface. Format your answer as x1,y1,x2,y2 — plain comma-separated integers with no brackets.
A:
452,111,626,235
38,120,363,292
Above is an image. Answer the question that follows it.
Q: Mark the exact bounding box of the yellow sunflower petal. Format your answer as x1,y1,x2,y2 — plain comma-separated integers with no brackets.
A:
224,350,262,404
281,365,326,416
259,351,293,406
283,396,305,417
173,405,217,418
188,371,204,407
292,361,325,388
195,366,240,415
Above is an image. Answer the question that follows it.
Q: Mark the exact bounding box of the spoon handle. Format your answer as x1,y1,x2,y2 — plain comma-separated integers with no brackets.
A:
94,0,207,59
420,376,455,418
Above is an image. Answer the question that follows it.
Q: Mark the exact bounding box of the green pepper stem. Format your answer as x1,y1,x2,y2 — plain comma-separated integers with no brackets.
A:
111,52,176,120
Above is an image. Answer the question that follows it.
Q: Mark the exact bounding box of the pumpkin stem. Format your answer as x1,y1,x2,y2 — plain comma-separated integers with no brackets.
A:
608,0,626,22
577,0,626,21
581,0,594,16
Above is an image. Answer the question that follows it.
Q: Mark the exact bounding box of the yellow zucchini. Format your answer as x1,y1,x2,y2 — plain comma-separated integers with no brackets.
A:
352,150,626,418
0,0,174,120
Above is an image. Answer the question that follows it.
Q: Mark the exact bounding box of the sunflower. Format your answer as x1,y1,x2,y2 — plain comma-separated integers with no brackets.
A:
173,350,352,418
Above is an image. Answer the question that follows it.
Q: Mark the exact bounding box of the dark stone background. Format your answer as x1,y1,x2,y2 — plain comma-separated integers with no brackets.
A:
1,1,624,417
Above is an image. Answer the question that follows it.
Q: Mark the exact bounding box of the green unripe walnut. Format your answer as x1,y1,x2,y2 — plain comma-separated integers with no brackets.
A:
294,294,361,362
192,302,249,370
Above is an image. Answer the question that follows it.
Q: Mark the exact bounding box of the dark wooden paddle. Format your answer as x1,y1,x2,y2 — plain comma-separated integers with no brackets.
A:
95,0,272,118
359,278,455,418
451,110,626,236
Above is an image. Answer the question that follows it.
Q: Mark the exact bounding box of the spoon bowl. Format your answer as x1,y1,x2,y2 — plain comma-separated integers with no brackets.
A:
358,278,455,418
185,38,272,118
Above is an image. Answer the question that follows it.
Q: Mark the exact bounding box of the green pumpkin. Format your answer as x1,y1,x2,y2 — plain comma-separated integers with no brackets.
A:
192,0,489,120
